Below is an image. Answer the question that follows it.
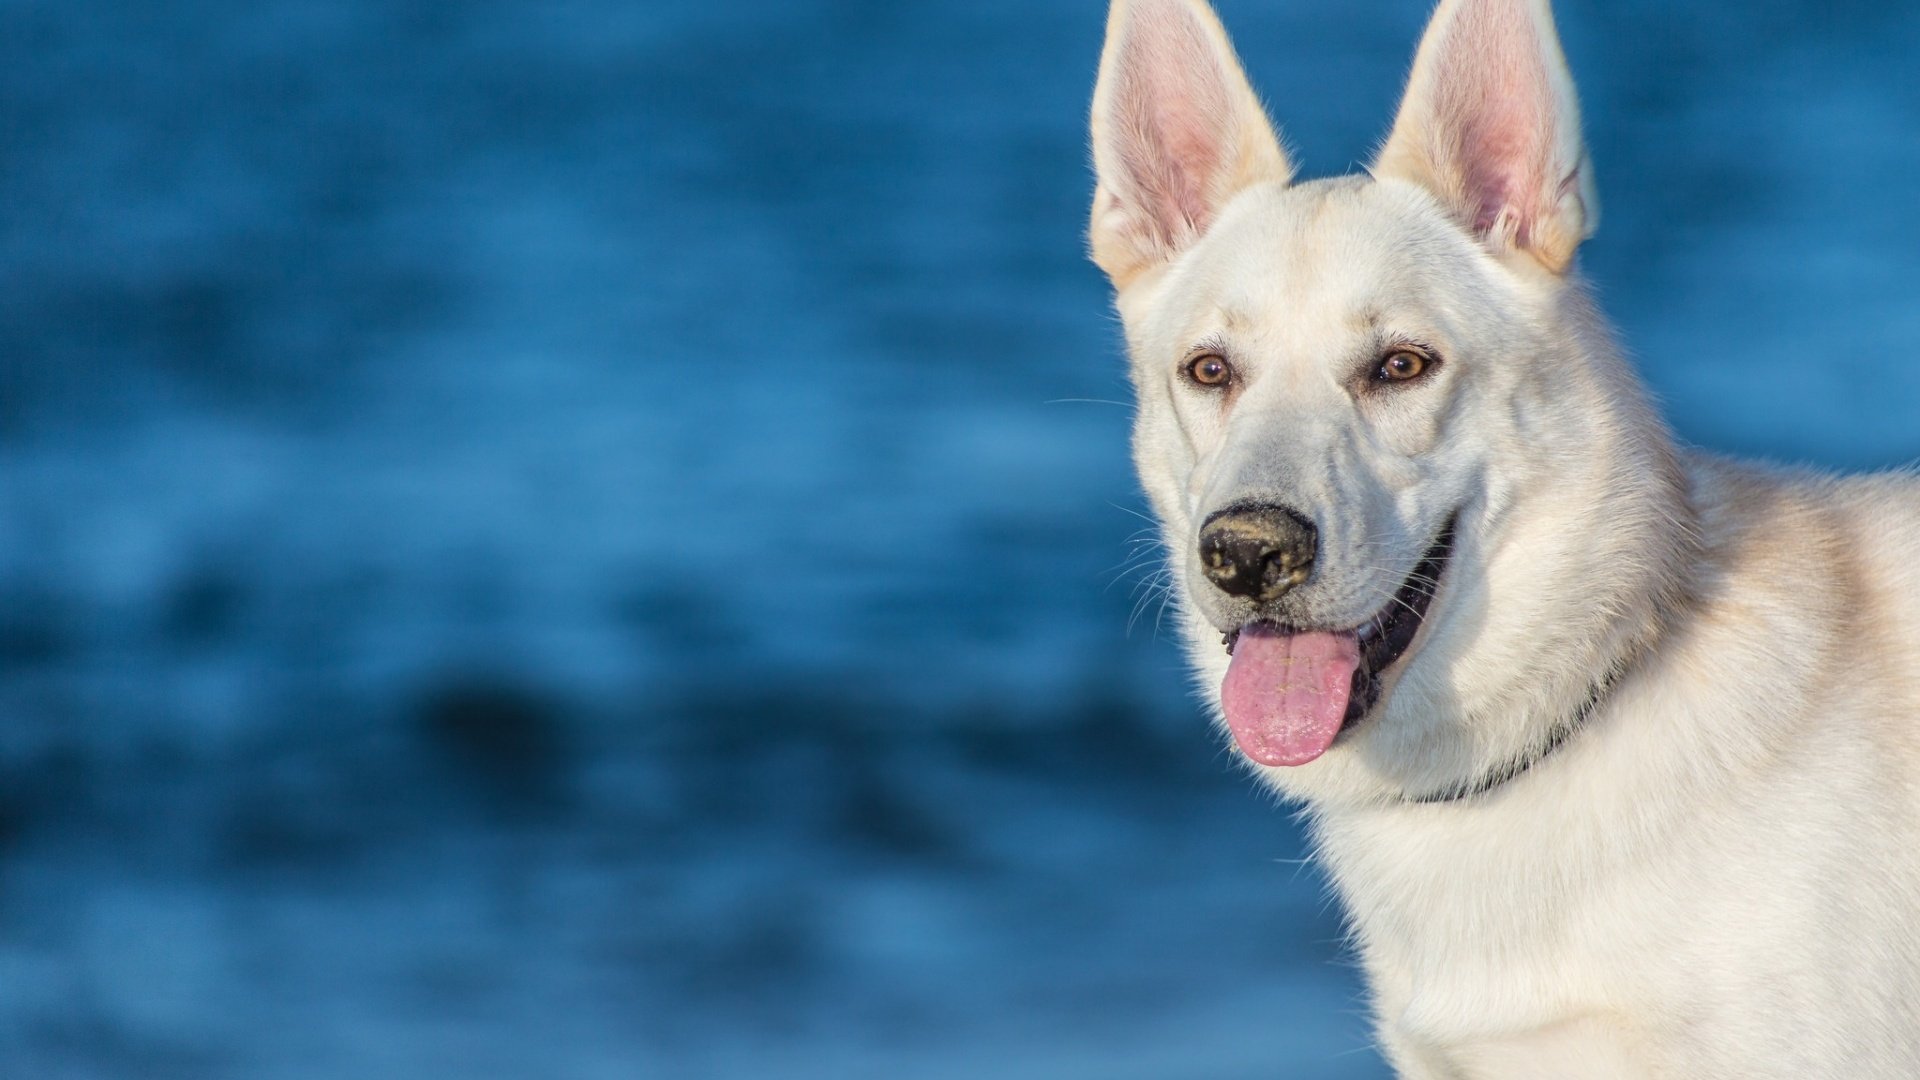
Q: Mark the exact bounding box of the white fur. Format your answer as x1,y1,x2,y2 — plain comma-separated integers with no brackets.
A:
1088,0,1920,1075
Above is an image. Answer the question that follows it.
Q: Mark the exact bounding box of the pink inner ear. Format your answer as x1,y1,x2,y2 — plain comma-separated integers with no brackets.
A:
1110,7,1234,246
1431,1,1557,247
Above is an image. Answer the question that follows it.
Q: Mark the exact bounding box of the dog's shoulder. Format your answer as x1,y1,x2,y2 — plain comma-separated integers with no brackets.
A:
1681,453,1920,750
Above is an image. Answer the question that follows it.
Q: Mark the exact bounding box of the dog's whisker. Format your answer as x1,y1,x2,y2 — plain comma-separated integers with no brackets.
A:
1127,572,1176,635
1107,501,1161,526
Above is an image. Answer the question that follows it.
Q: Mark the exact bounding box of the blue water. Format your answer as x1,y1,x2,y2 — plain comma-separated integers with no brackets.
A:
2,1,1917,1076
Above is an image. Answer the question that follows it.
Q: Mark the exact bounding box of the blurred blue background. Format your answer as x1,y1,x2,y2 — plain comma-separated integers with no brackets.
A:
2,1,1916,1076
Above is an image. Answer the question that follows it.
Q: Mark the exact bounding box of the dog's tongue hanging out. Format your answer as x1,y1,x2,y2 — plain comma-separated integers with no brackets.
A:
1220,626,1360,766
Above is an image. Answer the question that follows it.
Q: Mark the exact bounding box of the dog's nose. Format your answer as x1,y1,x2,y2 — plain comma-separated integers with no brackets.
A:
1198,504,1318,601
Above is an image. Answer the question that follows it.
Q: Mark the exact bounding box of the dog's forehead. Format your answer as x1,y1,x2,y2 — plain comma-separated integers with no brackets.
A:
1170,177,1472,334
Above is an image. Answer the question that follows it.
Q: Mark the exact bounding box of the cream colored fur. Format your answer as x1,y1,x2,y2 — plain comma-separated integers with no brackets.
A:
1087,0,1920,1075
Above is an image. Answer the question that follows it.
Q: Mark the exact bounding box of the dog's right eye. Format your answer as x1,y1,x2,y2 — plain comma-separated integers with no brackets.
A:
1185,353,1234,388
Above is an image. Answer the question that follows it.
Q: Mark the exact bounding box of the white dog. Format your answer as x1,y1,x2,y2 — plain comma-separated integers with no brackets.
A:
1086,0,1920,1074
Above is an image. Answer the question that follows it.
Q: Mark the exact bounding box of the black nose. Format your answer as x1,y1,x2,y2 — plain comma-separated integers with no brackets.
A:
1198,504,1318,601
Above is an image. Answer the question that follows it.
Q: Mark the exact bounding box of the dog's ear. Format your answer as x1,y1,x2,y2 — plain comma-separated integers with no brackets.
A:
1373,0,1598,274
1089,0,1292,289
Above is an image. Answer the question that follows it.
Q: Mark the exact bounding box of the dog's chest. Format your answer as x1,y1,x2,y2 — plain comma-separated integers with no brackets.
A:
1313,784,1864,1078
1316,803,1672,1067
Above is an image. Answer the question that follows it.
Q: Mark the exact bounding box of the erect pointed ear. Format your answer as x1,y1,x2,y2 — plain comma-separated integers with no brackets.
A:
1089,0,1293,289
1372,0,1598,274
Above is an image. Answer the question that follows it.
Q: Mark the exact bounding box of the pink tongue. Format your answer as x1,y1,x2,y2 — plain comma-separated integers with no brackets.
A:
1220,628,1360,767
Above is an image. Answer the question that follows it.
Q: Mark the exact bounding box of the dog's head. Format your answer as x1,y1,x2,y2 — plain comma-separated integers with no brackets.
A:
1091,0,1685,803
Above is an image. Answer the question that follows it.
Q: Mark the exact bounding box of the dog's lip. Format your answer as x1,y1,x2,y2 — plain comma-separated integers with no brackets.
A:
1221,518,1457,726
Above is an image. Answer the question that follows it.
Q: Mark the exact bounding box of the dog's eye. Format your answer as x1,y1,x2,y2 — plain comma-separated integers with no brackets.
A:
1375,350,1433,383
1185,353,1234,388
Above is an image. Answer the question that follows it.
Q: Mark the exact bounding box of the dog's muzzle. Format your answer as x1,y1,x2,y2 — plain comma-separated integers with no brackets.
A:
1198,503,1318,601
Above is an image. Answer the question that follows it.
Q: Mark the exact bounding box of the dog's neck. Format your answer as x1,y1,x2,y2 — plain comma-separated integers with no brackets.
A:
1404,661,1626,804
1423,343,1699,806
1417,344,1699,806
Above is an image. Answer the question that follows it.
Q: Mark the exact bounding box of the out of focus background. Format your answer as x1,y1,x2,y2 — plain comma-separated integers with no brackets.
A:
2,1,1917,1076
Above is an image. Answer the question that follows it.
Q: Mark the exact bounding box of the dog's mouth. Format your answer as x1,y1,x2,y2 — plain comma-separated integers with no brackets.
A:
1217,519,1456,767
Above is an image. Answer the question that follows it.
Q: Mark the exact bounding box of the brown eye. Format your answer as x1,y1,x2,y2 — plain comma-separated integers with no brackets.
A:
1376,350,1431,383
1186,353,1233,388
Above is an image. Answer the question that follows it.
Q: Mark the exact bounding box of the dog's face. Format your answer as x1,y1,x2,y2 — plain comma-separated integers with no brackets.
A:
1129,177,1509,641
1092,0,1628,798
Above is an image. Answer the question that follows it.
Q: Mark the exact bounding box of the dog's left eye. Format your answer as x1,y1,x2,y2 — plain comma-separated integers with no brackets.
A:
1375,349,1434,383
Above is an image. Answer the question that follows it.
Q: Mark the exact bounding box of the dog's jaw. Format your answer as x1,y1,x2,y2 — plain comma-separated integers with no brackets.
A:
1215,517,1458,768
